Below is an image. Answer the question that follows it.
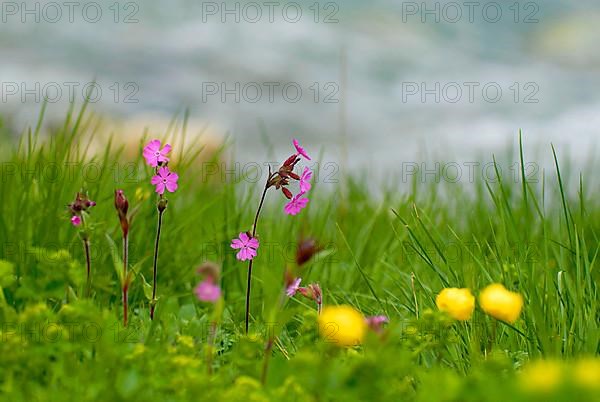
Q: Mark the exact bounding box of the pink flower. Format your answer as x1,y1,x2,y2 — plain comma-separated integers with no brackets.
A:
365,315,389,333
284,193,309,216
299,166,312,193
230,232,259,261
151,166,179,195
286,278,302,297
71,216,81,226
194,278,221,303
143,139,171,167
293,139,311,160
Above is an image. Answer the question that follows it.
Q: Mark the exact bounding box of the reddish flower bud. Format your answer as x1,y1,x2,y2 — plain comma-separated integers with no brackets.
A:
296,238,321,266
282,187,293,199
197,261,221,282
288,172,300,181
298,283,322,306
69,192,96,214
283,154,298,167
114,189,129,235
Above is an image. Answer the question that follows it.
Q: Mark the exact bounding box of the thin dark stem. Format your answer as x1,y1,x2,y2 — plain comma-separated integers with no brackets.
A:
150,208,164,320
245,260,254,334
245,173,275,334
123,233,129,326
83,238,91,297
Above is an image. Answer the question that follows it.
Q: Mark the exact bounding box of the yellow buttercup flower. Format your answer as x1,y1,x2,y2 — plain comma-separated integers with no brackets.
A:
435,288,475,321
519,359,563,393
573,358,600,389
479,283,523,324
318,305,366,347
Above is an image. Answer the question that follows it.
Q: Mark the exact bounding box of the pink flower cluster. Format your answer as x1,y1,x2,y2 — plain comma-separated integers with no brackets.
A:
282,139,313,216
229,139,314,262
68,192,96,226
143,139,179,195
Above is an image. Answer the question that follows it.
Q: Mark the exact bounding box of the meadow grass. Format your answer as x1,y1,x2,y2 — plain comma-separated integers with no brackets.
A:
0,104,598,401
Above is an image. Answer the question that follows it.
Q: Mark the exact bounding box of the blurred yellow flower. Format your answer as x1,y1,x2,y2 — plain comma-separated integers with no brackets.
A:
573,358,600,389
435,288,475,321
479,284,523,323
520,360,563,393
318,305,366,347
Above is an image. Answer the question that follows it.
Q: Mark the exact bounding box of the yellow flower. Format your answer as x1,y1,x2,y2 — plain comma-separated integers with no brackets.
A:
573,358,600,389
520,360,563,393
318,305,366,347
479,283,523,323
176,335,195,350
435,288,475,321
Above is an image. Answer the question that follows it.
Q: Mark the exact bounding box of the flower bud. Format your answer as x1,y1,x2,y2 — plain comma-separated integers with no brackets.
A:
157,198,168,212
69,192,96,214
197,261,220,282
299,283,322,306
282,154,298,167
282,187,293,200
114,189,129,235
296,238,320,266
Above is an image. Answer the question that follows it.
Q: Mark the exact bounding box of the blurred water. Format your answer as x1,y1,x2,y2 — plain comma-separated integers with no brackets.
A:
0,0,598,174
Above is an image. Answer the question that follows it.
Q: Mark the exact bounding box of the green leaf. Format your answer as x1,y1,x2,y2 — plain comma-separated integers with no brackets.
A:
105,233,124,285
140,273,153,301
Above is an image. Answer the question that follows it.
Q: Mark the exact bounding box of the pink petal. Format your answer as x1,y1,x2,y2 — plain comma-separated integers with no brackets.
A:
165,179,178,193
247,238,259,249
239,232,249,243
151,175,162,185
284,202,296,215
158,166,170,178
246,248,257,259
286,278,302,297
300,179,311,194
195,280,221,303
236,249,248,261
142,148,155,159
143,154,159,168
154,182,166,195
161,144,172,155
293,138,311,160
144,139,161,153
231,239,244,249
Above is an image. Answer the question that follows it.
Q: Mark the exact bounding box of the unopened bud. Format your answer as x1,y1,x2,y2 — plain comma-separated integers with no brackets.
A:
282,187,293,200
197,261,221,282
158,198,168,212
296,238,321,266
114,189,129,235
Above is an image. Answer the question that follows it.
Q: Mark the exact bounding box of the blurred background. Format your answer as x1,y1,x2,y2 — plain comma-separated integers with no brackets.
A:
0,0,598,176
